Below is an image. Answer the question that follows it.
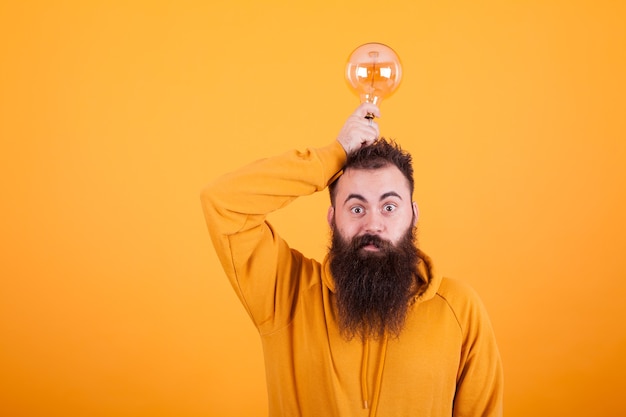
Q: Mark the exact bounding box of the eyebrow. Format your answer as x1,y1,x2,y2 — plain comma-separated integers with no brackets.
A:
343,191,403,205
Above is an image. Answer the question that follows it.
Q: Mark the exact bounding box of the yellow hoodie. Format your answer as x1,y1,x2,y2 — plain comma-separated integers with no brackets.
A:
201,141,503,417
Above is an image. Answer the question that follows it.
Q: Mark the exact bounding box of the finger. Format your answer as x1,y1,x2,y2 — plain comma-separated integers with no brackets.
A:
365,117,380,138
355,102,381,119
359,129,379,147
360,136,377,148
354,120,378,136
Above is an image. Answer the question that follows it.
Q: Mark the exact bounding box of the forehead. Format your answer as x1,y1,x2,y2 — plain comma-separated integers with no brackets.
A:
334,165,411,201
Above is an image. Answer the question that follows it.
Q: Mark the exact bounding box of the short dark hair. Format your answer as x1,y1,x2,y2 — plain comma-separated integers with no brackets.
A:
329,138,414,206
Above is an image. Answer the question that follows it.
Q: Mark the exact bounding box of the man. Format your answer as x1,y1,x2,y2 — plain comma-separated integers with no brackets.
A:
201,103,503,416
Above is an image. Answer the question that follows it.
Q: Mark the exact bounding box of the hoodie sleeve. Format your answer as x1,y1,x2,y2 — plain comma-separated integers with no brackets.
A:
200,142,346,332
446,279,504,417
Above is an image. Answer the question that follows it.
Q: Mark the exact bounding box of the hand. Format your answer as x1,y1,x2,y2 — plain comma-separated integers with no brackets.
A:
336,103,381,155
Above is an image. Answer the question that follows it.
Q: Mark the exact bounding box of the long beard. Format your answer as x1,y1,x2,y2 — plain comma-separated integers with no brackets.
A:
329,226,422,341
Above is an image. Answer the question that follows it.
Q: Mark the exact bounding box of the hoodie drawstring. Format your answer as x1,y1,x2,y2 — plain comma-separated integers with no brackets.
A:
360,339,370,409
360,335,389,417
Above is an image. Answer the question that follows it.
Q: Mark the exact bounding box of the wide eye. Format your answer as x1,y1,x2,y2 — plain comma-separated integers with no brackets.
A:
350,206,364,215
383,204,396,213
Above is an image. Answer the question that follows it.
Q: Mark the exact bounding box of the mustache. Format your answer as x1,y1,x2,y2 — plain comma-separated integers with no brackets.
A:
352,234,394,251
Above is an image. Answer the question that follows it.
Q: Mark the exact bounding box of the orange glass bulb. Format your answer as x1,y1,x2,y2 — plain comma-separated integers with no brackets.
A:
345,43,403,110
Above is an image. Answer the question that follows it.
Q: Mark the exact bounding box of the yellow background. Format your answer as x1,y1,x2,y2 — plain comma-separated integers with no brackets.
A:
1,1,625,416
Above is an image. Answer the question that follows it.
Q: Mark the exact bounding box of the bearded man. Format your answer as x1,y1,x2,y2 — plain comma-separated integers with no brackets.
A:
201,103,503,417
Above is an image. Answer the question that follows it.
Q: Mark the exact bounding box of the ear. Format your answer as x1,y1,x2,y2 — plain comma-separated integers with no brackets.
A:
412,201,419,227
327,206,335,227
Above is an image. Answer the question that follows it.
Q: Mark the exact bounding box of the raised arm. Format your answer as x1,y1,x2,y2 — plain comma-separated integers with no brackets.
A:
200,103,380,331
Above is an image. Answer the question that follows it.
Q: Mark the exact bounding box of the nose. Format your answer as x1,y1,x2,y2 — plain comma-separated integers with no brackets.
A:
363,211,384,234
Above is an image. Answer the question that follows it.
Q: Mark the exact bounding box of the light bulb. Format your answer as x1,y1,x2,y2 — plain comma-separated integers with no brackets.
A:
345,42,403,118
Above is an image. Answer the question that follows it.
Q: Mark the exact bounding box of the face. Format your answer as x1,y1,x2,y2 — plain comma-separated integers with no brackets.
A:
327,164,418,248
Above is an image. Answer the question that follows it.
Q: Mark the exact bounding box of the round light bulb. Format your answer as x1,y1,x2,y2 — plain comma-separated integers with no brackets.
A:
345,42,403,115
